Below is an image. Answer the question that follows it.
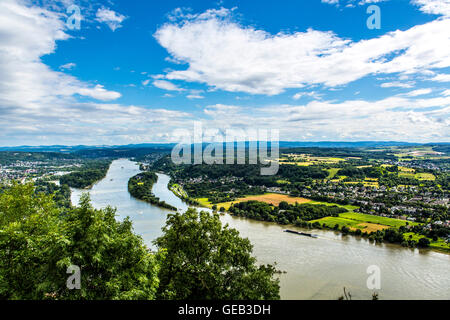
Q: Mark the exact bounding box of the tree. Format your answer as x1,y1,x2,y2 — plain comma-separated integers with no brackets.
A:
0,183,160,300
418,237,430,248
154,208,280,300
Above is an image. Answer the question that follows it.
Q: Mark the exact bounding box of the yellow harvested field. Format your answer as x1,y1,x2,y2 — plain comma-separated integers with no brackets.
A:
211,193,311,210
352,223,389,233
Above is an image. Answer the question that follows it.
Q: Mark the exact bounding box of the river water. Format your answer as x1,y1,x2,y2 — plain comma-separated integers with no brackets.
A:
71,159,450,300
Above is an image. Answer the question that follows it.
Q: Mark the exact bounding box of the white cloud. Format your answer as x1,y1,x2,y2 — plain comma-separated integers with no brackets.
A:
77,85,121,101
155,8,450,95
152,80,185,91
186,94,204,99
199,96,450,142
380,82,415,88
142,79,150,86
412,0,450,16
0,0,197,146
186,89,204,99
293,91,322,100
405,88,432,96
430,73,450,82
95,7,126,31
322,0,388,6
204,104,241,117
0,0,121,110
59,62,76,70
442,89,450,96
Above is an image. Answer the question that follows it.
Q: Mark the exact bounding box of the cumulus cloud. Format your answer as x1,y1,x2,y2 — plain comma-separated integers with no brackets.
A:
95,7,127,31
154,7,450,95
152,80,185,91
430,73,450,82
412,0,450,16
0,0,121,111
0,0,191,146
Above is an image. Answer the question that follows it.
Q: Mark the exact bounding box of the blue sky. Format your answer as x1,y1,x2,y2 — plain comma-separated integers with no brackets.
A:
0,0,449,145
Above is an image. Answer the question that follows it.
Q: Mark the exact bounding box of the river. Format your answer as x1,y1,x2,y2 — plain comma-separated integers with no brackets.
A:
71,159,450,300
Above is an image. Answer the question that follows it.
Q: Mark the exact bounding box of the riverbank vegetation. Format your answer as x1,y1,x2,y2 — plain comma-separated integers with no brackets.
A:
128,172,177,210
0,183,280,300
229,200,348,224
59,160,112,189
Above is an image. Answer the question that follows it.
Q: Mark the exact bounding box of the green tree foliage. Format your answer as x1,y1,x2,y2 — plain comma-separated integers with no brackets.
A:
154,208,280,300
229,200,347,224
34,180,71,208
59,160,111,188
128,172,177,210
0,183,160,300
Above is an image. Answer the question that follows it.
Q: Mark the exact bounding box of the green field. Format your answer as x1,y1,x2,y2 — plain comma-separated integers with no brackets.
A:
414,173,436,181
170,183,188,198
308,201,359,212
311,216,389,232
403,232,450,251
339,212,419,228
326,168,340,179
312,211,420,233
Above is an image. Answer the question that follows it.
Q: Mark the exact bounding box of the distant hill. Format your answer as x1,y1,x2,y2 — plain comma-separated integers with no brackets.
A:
0,141,448,153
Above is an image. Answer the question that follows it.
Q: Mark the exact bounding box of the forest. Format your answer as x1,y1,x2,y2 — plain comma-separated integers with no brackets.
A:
59,160,112,188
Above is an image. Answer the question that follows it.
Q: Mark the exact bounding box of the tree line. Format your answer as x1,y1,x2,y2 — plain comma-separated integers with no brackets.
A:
229,200,348,225
59,160,112,189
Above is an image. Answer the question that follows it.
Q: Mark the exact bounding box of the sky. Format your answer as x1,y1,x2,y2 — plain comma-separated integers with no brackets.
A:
0,0,449,146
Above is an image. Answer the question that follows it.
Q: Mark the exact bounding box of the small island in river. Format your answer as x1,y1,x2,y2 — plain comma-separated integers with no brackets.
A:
128,172,177,211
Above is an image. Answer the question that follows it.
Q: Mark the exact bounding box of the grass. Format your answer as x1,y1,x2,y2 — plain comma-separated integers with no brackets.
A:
308,201,359,212
197,193,311,210
279,161,313,166
222,193,310,209
326,168,340,179
312,211,420,233
397,167,436,180
403,232,450,251
398,172,416,179
170,183,188,198
196,197,213,207
330,175,347,182
339,212,420,228
279,153,347,166
414,173,436,181
311,216,389,233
